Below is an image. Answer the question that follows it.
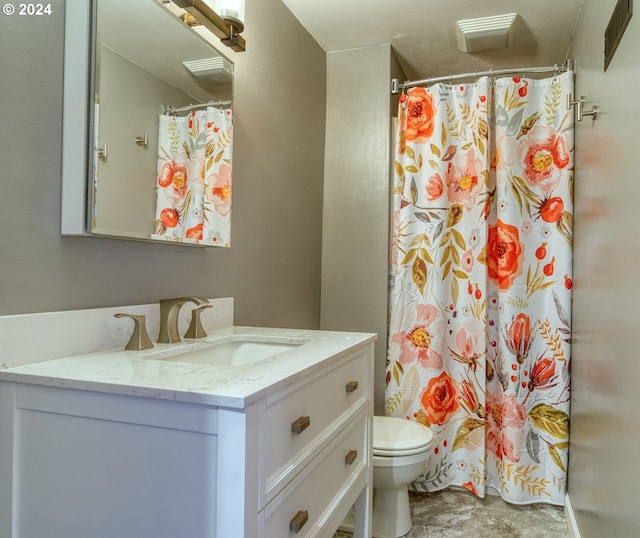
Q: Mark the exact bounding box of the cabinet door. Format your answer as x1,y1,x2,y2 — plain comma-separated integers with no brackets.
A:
12,385,218,538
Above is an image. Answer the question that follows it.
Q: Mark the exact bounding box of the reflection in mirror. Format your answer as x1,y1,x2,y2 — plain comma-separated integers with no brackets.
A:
62,0,233,247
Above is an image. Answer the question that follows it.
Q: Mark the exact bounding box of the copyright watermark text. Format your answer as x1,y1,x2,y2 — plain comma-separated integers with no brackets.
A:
2,4,53,15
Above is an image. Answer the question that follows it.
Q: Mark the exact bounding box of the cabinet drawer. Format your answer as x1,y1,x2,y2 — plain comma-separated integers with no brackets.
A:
263,413,367,538
263,349,368,492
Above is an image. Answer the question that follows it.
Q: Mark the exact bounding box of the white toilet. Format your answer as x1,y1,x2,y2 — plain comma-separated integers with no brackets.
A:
372,416,434,538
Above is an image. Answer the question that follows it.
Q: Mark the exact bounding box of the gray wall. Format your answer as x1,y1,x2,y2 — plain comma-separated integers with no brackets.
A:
568,1,640,536
320,45,403,415
95,47,193,236
0,0,326,329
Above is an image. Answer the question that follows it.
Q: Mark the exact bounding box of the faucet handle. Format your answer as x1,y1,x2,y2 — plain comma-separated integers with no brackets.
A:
114,313,154,351
184,305,212,339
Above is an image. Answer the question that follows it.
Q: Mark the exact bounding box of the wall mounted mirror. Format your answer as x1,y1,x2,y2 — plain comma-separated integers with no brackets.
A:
62,0,234,247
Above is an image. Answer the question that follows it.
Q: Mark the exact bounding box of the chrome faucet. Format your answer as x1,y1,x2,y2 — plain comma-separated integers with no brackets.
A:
157,297,209,344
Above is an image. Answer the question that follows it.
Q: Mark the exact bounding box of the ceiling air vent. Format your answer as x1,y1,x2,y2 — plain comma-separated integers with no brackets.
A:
456,13,516,53
605,0,633,70
183,57,234,84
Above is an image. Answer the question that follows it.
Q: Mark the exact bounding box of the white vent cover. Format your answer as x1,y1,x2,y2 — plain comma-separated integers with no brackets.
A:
456,13,517,53
183,57,234,84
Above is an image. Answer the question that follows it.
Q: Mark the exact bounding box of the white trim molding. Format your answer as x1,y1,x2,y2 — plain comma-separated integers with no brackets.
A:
565,493,582,538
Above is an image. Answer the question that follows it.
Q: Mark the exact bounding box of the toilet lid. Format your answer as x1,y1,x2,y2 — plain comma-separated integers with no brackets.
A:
372,416,434,453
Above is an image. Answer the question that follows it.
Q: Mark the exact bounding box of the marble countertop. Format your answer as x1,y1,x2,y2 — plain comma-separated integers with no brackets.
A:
0,326,376,409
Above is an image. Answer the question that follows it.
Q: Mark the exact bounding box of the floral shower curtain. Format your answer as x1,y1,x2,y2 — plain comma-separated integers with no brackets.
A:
386,71,573,505
154,106,232,246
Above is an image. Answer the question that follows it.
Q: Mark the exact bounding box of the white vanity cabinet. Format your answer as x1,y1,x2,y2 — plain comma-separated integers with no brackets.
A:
0,336,374,538
260,346,371,536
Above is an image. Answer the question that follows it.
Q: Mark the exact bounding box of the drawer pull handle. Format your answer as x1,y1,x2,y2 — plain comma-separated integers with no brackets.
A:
290,510,309,533
345,449,358,465
345,380,359,393
291,416,310,435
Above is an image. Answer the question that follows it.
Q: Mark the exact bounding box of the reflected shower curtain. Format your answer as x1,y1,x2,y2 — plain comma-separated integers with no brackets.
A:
154,107,232,246
386,72,573,505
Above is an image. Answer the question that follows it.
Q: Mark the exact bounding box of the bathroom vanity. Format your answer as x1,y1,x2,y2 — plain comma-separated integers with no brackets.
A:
0,301,375,537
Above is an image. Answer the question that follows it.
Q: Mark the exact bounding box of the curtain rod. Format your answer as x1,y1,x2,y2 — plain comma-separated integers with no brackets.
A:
163,100,233,115
391,59,574,94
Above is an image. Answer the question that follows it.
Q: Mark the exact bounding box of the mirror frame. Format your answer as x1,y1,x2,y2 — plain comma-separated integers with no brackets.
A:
61,0,93,236
60,0,233,247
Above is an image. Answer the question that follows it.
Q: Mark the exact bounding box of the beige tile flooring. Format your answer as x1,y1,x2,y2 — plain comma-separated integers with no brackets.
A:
334,488,570,537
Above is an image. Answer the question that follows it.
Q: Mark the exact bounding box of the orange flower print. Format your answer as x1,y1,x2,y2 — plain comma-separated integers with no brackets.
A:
186,222,203,240
537,196,564,223
462,481,478,495
516,126,570,192
159,207,179,229
506,313,532,364
459,379,484,417
445,149,484,210
157,162,174,188
405,87,436,143
391,304,443,369
420,371,459,426
487,219,524,291
528,356,558,391
206,163,232,217
486,392,526,462
426,173,444,201
158,153,189,204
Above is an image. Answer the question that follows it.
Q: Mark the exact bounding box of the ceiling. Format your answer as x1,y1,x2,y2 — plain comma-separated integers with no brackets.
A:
280,0,584,82
100,0,233,103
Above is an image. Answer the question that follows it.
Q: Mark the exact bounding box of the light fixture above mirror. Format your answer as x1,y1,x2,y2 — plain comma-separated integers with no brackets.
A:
172,0,246,52
212,0,245,31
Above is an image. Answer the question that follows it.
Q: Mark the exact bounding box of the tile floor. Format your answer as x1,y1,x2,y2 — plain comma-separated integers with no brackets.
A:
334,488,570,537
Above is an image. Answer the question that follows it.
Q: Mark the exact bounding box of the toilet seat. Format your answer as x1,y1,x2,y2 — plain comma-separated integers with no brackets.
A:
373,446,430,457
372,416,434,456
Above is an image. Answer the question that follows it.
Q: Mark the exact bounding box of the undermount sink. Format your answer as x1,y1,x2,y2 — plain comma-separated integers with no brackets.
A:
158,336,310,367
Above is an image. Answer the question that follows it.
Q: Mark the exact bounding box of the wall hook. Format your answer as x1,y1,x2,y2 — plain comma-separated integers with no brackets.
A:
567,93,585,121
582,105,598,122
135,132,148,148
567,94,598,123
97,143,108,161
